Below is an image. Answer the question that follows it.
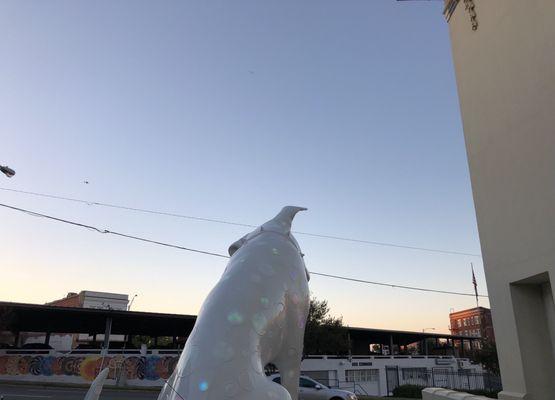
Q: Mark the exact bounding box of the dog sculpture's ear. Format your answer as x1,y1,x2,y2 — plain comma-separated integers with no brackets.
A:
262,206,307,235
228,236,247,256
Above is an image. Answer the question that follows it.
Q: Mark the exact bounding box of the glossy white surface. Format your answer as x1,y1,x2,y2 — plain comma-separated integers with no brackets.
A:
158,206,310,400
83,367,109,400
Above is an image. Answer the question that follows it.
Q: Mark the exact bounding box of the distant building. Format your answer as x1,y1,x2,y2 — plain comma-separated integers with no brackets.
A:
449,307,495,346
47,290,129,311
25,291,129,350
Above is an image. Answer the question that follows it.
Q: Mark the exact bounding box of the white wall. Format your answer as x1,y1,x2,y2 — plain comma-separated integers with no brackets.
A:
300,355,481,396
446,1,555,399
81,291,128,311
0,350,481,395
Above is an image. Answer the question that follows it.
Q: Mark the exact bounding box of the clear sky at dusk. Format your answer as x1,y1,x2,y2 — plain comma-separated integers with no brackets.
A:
0,0,486,333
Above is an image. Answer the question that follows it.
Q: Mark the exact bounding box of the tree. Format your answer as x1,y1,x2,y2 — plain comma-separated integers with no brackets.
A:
471,340,500,375
303,297,349,356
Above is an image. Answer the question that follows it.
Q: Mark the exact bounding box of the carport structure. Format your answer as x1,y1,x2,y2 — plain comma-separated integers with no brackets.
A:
0,301,478,356
0,301,196,350
348,326,479,357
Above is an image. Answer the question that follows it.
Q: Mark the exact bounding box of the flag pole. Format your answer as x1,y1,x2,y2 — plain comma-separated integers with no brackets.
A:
471,263,479,308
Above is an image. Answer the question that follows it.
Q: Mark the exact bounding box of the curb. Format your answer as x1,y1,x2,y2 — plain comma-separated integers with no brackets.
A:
0,380,161,392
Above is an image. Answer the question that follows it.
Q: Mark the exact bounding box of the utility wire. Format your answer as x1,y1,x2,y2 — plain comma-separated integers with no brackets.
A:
0,202,488,298
0,187,482,257
310,271,488,298
0,203,229,259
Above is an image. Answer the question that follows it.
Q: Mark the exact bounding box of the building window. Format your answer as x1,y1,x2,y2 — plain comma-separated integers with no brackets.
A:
457,319,462,327
345,369,379,382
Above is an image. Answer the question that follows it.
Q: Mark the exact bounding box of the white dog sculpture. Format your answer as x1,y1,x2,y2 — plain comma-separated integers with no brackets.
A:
158,206,310,400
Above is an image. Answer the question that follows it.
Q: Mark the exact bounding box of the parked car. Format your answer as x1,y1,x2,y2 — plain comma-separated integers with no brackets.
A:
268,374,357,400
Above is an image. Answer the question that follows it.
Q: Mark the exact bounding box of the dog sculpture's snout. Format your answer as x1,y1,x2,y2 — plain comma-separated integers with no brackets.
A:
228,206,307,256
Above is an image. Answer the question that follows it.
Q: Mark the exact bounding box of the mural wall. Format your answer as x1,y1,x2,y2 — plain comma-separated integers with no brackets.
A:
0,353,178,386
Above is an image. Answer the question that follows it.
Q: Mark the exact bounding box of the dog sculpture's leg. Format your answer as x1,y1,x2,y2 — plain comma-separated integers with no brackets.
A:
274,352,302,400
274,314,305,400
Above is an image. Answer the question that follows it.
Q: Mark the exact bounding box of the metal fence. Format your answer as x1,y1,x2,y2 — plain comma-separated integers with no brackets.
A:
387,367,502,394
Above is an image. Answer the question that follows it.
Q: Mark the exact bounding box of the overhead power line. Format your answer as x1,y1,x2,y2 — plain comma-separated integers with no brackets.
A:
0,202,488,298
309,272,488,298
0,203,228,259
0,187,482,257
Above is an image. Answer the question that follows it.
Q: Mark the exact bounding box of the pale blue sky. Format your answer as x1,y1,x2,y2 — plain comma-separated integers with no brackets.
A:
0,0,486,333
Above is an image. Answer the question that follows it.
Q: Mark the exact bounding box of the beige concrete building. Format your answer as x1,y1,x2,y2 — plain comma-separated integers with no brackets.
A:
444,1,555,399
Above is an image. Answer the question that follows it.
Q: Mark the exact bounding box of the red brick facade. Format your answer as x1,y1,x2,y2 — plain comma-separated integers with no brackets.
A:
449,306,495,344
46,292,82,308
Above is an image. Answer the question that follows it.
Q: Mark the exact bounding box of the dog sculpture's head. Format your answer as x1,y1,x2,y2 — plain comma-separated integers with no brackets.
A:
228,206,309,280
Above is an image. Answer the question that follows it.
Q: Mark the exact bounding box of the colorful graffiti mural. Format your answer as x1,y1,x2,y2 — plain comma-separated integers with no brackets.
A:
0,354,178,382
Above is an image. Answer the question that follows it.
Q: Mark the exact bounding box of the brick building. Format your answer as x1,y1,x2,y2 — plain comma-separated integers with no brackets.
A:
449,306,495,346
47,290,129,310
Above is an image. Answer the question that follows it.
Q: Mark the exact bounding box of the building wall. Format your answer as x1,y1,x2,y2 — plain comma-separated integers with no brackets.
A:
48,291,128,311
301,355,482,396
80,291,128,311
446,1,555,399
449,307,495,344
47,293,82,308
0,350,481,395
0,350,177,387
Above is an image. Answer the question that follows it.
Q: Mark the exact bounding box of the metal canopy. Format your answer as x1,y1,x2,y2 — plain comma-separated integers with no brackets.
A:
0,301,477,349
0,301,196,337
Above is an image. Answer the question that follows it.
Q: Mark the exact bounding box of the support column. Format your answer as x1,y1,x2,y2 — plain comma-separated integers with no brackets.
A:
44,332,51,346
389,335,394,356
102,317,112,352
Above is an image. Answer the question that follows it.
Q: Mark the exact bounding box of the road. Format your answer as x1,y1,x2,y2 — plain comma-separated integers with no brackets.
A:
0,383,159,400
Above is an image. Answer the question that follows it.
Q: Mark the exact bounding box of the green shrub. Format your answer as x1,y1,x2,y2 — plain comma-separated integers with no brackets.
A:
392,384,424,398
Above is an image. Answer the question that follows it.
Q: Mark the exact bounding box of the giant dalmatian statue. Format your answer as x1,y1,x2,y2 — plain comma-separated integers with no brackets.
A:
158,206,310,400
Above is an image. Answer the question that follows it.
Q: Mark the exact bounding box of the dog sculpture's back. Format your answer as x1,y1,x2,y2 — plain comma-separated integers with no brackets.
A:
158,206,310,400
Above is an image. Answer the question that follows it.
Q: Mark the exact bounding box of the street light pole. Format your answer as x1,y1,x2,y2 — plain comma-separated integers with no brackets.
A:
0,165,15,178
128,294,138,311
